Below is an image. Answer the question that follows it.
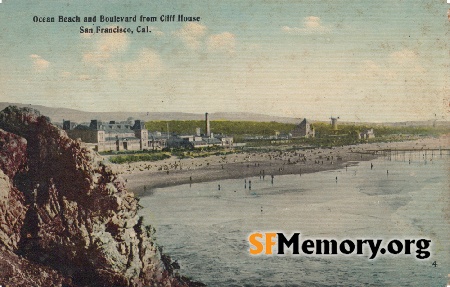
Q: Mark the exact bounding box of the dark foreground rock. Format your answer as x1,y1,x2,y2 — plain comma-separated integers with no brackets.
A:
0,106,204,287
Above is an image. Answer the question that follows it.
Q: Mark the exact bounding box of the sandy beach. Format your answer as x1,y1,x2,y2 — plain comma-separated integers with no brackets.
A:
113,136,449,196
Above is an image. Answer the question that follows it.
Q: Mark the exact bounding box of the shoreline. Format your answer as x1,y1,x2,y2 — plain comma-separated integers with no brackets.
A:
115,136,449,197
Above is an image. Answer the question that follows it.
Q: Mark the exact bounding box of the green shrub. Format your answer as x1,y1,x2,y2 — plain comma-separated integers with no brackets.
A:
109,153,171,164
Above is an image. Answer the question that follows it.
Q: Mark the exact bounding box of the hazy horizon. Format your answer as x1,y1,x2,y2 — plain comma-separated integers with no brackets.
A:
2,101,448,126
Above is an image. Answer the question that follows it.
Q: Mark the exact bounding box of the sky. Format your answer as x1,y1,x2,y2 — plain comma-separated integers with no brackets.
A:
0,0,448,122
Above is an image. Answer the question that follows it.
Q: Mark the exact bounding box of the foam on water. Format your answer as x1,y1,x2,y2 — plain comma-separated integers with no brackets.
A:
139,152,449,286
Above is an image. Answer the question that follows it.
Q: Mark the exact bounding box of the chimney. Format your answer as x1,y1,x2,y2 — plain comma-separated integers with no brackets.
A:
205,113,211,137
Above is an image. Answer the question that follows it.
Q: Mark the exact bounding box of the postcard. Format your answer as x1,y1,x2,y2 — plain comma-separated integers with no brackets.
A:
0,1,448,286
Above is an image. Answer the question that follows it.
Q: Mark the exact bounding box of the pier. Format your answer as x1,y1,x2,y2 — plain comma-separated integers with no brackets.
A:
362,148,450,156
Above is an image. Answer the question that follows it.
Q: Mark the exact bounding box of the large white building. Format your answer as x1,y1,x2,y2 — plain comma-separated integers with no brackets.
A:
63,119,149,152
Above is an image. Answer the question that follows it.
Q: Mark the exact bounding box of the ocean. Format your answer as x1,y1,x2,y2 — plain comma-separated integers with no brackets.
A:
139,151,449,286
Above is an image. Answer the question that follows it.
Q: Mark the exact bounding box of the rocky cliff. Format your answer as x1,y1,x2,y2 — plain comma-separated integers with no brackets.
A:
0,106,202,287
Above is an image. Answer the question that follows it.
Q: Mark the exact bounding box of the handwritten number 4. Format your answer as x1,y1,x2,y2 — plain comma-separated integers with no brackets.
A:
431,261,437,267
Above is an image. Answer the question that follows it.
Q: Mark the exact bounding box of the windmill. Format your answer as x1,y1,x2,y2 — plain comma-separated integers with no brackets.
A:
330,116,340,131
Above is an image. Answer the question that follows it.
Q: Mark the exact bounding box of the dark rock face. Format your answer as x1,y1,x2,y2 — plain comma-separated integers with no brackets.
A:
0,129,28,251
0,106,200,287
0,249,71,286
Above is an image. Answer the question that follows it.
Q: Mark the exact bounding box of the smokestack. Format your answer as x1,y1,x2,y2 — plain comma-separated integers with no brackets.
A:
205,113,211,137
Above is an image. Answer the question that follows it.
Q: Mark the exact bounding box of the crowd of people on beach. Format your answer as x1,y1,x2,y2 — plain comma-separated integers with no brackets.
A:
111,136,448,194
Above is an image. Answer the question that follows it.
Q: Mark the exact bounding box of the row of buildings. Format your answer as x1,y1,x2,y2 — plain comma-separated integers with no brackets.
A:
61,115,374,152
62,113,234,152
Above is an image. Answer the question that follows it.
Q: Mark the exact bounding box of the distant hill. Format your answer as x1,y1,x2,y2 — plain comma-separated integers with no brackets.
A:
0,102,300,124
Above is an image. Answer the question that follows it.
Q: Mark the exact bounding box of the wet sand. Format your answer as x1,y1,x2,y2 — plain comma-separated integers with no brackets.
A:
114,136,449,196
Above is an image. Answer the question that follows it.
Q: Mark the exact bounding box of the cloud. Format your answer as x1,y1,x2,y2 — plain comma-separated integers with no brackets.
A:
174,23,207,50
59,71,72,78
78,74,97,81
97,32,129,54
389,49,418,64
79,28,163,83
89,48,163,83
207,32,236,53
149,26,164,36
282,16,330,34
388,49,425,73
304,16,322,29
360,60,395,79
82,30,129,65
358,49,426,82
119,48,163,79
29,54,50,71
174,23,236,55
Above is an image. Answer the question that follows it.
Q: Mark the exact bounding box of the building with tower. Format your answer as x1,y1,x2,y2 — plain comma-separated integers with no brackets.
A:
63,118,149,152
291,118,315,138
